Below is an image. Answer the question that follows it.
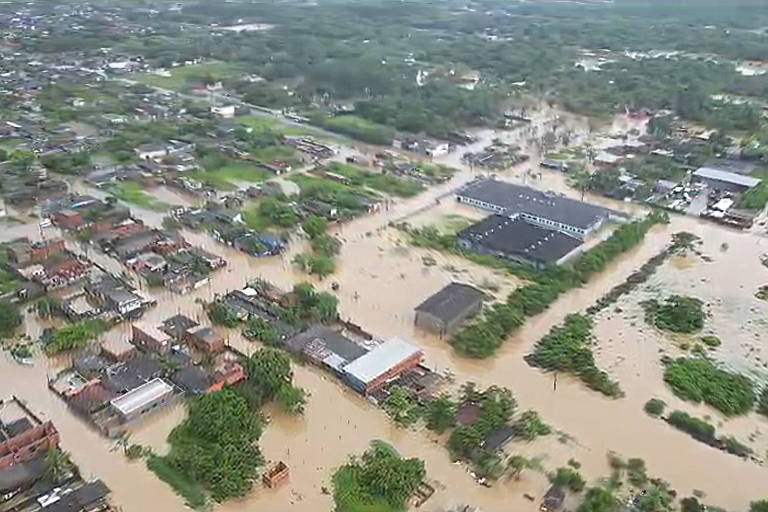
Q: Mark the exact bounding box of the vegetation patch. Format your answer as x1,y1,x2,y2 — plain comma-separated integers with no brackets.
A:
663,357,755,416
42,319,109,355
311,114,395,145
193,162,270,190
159,390,264,503
0,302,22,339
146,453,208,509
755,285,768,301
529,314,622,398
108,182,170,212
325,162,424,198
642,295,705,333
332,441,425,512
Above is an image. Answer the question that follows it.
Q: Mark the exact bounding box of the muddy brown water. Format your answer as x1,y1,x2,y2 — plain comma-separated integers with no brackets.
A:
2,114,767,511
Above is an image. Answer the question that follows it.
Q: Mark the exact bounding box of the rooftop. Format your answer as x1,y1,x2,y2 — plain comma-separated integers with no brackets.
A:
415,283,485,324
287,324,368,364
693,166,762,188
457,178,613,230
133,321,172,343
110,378,173,416
459,216,583,265
343,338,421,385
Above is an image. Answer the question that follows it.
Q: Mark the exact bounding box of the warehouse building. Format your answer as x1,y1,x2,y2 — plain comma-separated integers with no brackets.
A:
343,338,422,394
456,178,616,238
109,378,174,423
692,166,762,194
457,215,583,269
414,283,485,336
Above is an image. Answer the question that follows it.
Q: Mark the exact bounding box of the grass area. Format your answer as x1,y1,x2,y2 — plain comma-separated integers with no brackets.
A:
438,214,475,234
236,115,321,137
108,182,170,211
251,144,300,163
737,168,768,211
312,114,395,145
192,162,271,190
326,162,424,197
132,61,242,90
0,268,22,295
146,454,208,509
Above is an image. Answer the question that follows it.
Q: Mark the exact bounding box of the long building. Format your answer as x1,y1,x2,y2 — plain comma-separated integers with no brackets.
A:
457,215,583,269
456,178,616,238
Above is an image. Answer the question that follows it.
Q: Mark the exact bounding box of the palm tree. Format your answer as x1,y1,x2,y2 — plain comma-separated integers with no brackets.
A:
45,448,74,484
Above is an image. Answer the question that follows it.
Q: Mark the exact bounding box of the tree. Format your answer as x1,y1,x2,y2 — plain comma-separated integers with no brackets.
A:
750,501,768,512
512,410,551,441
425,394,457,433
44,448,75,484
0,301,22,339
244,317,280,346
506,455,538,481
550,467,585,492
680,497,705,512
276,384,307,414
578,487,621,512
207,302,240,327
246,348,293,403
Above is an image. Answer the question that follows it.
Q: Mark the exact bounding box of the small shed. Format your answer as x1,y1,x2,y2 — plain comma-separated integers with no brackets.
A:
414,283,485,336
262,461,289,488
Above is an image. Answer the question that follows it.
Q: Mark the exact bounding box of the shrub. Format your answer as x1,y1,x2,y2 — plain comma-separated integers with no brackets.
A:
667,411,716,444
663,358,755,416
642,295,705,333
758,387,768,417
643,398,666,417
700,335,721,348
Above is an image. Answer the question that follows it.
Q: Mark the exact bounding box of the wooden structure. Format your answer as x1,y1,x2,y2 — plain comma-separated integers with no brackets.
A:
262,461,289,488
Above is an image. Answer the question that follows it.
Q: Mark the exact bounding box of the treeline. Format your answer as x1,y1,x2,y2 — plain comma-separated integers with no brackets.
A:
450,210,669,357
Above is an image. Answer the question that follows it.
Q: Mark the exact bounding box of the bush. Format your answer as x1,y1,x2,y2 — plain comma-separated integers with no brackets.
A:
642,295,705,333
663,358,755,416
721,436,753,458
644,398,666,417
243,317,280,346
667,411,716,444
700,335,721,348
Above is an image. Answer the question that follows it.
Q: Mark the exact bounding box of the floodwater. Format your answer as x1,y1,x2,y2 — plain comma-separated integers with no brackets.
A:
2,111,767,512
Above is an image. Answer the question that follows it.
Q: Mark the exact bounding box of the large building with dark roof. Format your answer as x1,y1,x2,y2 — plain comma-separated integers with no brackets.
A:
457,215,583,269
414,283,485,336
456,178,615,238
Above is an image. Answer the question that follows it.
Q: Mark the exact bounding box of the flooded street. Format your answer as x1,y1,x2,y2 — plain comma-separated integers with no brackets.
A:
2,111,767,512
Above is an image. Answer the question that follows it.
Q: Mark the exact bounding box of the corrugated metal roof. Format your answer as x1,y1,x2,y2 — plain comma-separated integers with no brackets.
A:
694,167,761,188
343,338,421,385
110,378,172,416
